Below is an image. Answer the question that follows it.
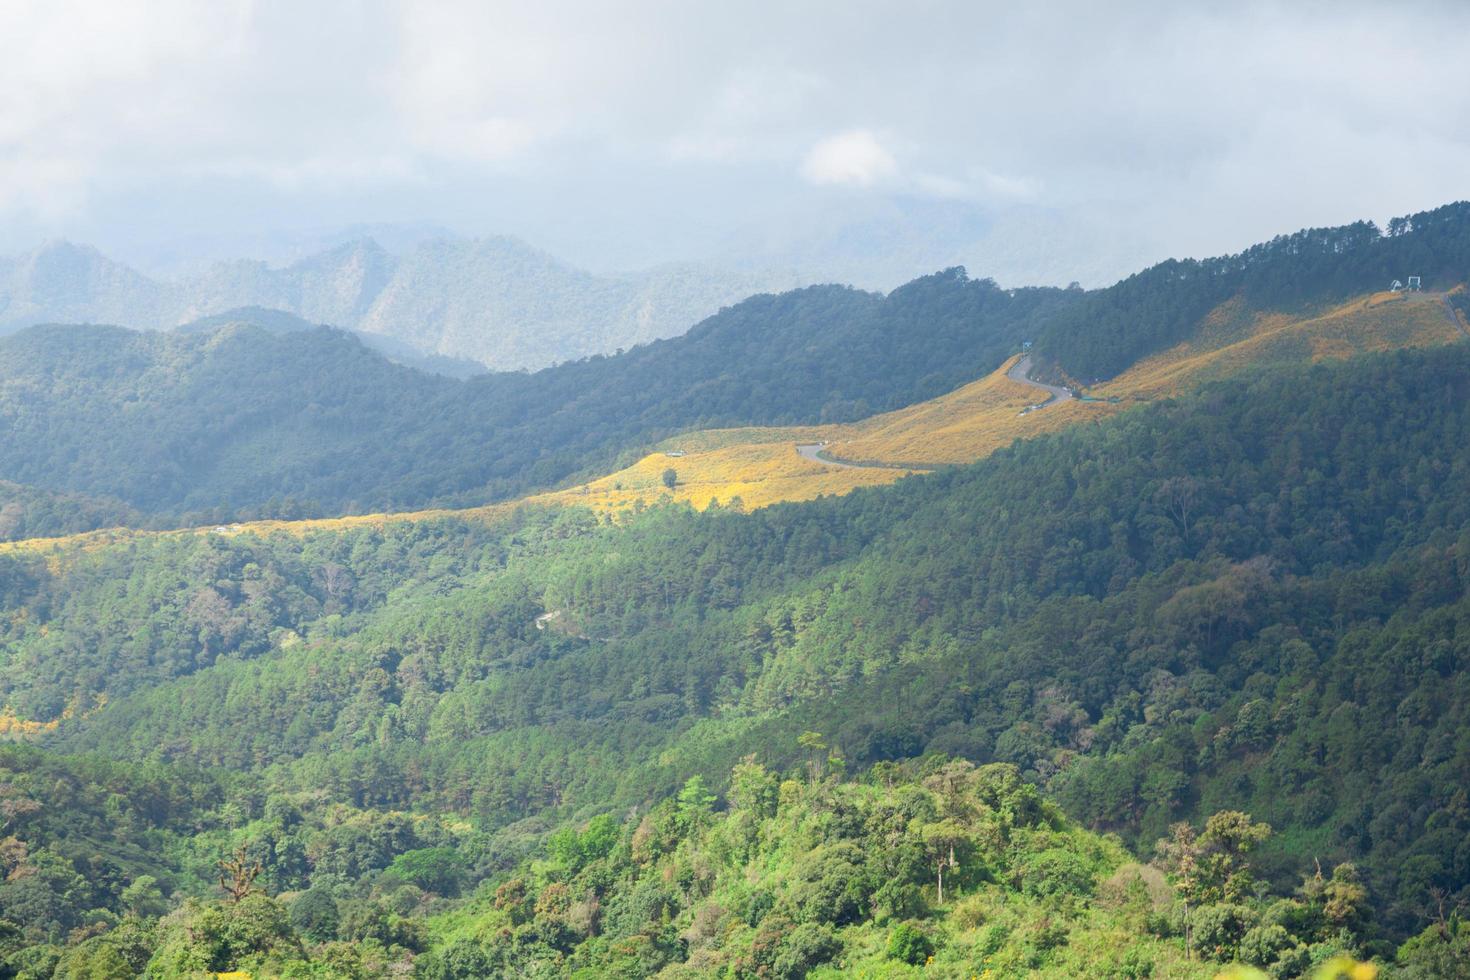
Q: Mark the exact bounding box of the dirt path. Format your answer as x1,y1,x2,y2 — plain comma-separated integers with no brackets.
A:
1007,354,1073,412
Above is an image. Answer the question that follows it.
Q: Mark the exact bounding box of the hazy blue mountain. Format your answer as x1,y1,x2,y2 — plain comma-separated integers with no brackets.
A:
0,236,794,370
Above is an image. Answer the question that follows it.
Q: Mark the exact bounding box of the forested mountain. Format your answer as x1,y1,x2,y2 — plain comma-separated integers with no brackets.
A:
0,344,1466,975
0,272,1072,524
1037,200,1470,378
0,237,792,370
179,307,491,378
2,205,1470,977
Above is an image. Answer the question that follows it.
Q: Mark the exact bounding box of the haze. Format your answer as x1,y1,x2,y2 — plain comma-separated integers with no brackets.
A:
4,0,1469,287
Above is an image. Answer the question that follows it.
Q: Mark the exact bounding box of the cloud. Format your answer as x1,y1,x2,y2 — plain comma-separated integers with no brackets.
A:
0,0,1468,284
800,130,899,188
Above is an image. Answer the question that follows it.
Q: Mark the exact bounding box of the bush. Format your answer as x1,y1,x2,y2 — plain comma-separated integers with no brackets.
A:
1239,922,1292,967
886,920,935,965
771,922,840,979
1017,847,1097,900
1192,902,1255,961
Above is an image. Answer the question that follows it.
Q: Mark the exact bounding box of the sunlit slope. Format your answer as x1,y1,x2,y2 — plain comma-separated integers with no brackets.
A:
1096,289,1463,401
827,353,1088,464
0,501,521,562
555,289,1467,511
539,430,910,512
2,288,1463,546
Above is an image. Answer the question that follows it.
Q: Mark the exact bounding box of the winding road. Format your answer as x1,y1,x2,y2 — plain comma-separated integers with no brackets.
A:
796,354,1073,470
1008,354,1073,412
795,442,873,469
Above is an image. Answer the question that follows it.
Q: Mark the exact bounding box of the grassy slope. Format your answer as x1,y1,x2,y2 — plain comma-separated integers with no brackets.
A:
538,287,1466,512
2,287,1461,555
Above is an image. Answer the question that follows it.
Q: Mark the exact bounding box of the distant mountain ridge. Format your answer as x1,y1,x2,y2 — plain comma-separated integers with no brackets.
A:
0,237,795,370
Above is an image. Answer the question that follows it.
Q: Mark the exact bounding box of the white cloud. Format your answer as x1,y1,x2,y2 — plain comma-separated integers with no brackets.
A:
800,130,899,187
0,0,1468,280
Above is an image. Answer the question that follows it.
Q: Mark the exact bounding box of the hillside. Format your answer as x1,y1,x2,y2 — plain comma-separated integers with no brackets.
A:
0,236,794,371
0,272,1071,524
2,210,1470,977
0,346,1464,975
4,206,1468,529
1034,200,1470,379
543,285,1465,513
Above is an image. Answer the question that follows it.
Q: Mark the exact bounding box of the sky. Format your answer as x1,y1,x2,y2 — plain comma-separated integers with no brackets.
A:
2,0,1469,286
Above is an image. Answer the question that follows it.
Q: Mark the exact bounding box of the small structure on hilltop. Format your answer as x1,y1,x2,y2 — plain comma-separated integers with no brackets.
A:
1390,279,1403,292
1407,275,1422,291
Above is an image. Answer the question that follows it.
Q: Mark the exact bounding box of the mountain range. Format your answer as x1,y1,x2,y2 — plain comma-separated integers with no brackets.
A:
0,237,796,371
0,203,1467,977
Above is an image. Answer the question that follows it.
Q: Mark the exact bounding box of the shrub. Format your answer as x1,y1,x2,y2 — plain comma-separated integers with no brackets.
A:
771,922,840,979
886,921,935,965
1192,902,1255,961
1239,922,1292,967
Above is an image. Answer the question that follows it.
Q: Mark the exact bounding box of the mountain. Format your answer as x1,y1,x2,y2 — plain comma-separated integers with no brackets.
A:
1,205,1469,977
1035,200,1470,379
0,273,1073,522
0,345,1463,975
0,236,797,370
0,241,174,329
179,306,490,378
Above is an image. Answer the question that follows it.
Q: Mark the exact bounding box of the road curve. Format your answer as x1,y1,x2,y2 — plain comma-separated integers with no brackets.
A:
795,442,871,469
1008,354,1073,411
797,353,1073,470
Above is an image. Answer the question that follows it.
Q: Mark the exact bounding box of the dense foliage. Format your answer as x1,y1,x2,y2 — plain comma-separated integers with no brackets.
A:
0,271,1069,523
1038,200,1470,378
0,345,1465,976
0,746,1409,978
0,482,138,543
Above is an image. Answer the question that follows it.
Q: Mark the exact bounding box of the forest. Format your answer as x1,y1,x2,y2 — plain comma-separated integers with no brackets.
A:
1035,201,1470,379
4,201,1466,533
0,271,1072,528
0,341,1467,975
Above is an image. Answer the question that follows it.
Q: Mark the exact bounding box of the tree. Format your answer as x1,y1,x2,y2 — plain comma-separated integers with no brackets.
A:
661,468,678,491
389,847,465,896
218,845,263,903
289,888,340,943
675,774,716,833
920,819,967,905
797,731,828,784
121,875,167,918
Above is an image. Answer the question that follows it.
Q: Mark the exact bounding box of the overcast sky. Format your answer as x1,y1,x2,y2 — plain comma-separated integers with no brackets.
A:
3,0,1469,284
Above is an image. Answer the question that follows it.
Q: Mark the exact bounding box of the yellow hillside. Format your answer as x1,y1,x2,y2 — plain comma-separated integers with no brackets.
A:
1,288,1463,547
827,355,1094,465
554,289,1466,512
1097,290,1463,401
538,436,911,513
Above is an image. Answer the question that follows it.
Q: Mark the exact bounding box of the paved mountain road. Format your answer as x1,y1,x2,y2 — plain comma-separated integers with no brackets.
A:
1008,354,1073,411
795,442,873,469
796,354,1073,470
